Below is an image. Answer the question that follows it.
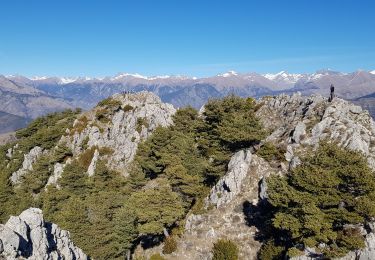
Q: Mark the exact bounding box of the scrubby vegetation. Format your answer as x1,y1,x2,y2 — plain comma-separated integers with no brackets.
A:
256,142,285,162
0,95,266,259
97,97,122,110
259,142,375,259
0,109,80,222
95,97,122,123
163,236,177,254
211,239,239,260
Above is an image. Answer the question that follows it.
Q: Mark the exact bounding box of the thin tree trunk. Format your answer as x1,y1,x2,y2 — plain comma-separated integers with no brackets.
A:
163,227,169,237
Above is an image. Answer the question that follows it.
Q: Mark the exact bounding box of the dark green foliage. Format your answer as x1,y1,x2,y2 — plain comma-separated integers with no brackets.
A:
95,108,110,123
136,117,149,133
171,106,200,134
163,236,177,254
95,97,122,123
264,142,375,258
113,207,138,256
203,95,266,151
58,160,89,196
211,239,239,260
256,142,285,162
97,97,122,110
42,160,132,259
135,127,208,207
125,182,185,235
123,104,134,112
0,110,79,222
16,109,80,140
258,240,285,260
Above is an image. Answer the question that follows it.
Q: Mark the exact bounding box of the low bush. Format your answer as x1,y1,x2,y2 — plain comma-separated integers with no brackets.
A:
163,236,177,254
256,142,285,162
97,97,122,110
211,239,239,260
123,104,134,112
149,253,166,260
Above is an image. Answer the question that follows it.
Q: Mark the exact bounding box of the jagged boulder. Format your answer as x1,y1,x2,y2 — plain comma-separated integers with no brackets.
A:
207,149,252,208
10,146,43,184
0,208,87,260
292,121,306,144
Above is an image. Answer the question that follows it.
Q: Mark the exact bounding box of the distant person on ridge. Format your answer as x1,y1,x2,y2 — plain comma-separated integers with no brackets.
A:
329,84,335,102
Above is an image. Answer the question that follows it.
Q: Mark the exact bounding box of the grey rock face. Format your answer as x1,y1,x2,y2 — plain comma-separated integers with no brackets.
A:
258,94,375,169
87,149,99,177
66,91,176,176
0,208,87,260
172,155,275,260
10,146,43,184
292,121,306,144
259,176,268,200
207,149,252,208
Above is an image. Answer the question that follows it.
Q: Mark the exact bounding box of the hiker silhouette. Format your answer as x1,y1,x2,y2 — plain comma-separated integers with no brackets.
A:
329,84,335,102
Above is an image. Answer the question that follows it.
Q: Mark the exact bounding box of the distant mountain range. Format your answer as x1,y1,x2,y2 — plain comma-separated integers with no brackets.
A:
1,69,375,133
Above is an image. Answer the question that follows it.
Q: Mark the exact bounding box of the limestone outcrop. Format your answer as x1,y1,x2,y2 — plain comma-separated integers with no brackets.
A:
0,208,87,260
64,91,176,176
10,146,43,184
207,149,252,208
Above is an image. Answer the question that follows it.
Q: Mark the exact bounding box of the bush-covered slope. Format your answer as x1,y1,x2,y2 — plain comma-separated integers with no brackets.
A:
2,92,375,260
0,92,265,259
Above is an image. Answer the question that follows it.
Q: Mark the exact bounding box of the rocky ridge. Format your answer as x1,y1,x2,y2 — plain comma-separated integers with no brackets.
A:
3,92,375,259
8,91,176,187
0,208,87,259
63,91,176,176
142,93,375,259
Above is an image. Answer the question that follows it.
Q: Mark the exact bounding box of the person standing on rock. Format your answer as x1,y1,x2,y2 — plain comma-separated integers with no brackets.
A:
329,84,335,102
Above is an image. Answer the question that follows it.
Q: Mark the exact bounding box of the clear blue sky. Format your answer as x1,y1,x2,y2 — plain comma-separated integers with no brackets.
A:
0,0,374,77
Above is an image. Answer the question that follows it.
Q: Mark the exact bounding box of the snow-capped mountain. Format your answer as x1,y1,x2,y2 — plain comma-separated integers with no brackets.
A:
2,69,375,134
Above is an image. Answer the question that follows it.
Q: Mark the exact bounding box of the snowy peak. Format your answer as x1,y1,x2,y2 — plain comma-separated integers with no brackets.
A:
112,73,148,81
218,70,238,77
263,71,303,83
370,70,375,75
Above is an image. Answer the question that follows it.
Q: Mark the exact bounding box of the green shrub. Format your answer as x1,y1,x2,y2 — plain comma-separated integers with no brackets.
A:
123,104,134,112
95,108,110,123
98,146,114,156
258,240,285,260
97,97,122,110
136,117,149,133
211,239,239,260
163,236,177,254
256,142,285,162
265,142,375,258
203,95,266,151
149,253,165,260
78,146,97,170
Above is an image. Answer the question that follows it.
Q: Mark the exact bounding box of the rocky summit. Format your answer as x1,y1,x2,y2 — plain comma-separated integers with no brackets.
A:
2,91,375,259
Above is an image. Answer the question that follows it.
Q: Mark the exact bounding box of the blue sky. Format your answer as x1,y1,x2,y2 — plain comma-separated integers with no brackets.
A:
0,0,374,77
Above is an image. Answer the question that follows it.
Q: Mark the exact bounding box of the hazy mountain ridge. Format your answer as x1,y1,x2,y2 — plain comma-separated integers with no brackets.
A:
0,111,30,134
1,69,375,134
